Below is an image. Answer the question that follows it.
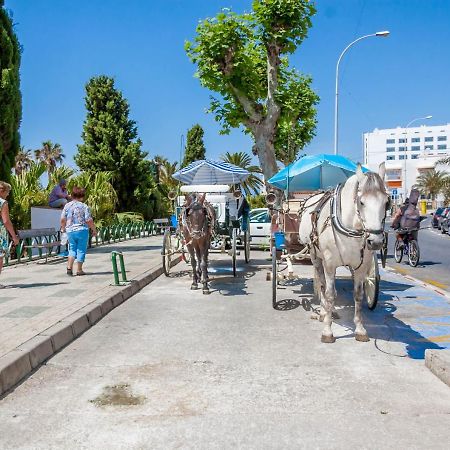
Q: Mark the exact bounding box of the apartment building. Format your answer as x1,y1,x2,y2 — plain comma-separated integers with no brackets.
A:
363,124,450,200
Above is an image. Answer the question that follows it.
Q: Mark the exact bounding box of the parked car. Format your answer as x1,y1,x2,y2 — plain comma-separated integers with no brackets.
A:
432,207,446,228
441,210,450,234
437,207,450,230
249,208,271,248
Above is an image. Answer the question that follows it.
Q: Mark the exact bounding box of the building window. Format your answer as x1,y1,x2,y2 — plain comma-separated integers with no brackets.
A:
438,136,447,141
386,155,395,161
438,144,447,150
398,146,406,151
399,138,407,144
424,136,433,142
411,154,419,159
411,146,420,151
386,139,395,144
399,155,407,160
411,137,420,143
425,145,433,150
386,147,395,152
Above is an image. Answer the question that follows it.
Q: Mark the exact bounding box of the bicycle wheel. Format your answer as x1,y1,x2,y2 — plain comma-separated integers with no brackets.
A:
408,240,420,267
232,228,237,277
244,229,251,263
162,230,172,276
364,253,380,310
272,249,277,309
394,239,403,263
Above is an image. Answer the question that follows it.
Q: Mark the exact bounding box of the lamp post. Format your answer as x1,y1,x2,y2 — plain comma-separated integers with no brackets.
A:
334,31,390,155
403,115,432,196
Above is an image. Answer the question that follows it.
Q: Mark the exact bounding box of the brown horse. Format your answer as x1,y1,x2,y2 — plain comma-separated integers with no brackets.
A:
181,193,215,294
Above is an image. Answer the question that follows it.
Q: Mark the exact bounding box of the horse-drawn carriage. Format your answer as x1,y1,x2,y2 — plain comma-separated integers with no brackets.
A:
161,159,251,291
266,154,389,343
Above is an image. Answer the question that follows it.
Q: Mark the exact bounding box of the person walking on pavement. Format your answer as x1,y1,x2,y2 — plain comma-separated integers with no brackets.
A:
48,179,71,208
0,182,19,285
60,187,97,276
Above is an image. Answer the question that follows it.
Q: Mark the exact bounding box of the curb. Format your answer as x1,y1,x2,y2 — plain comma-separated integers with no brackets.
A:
0,256,182,397
425,349,450,387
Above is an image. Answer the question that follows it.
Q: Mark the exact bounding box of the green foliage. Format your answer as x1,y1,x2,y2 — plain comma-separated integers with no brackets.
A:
0,2,22,184
14,147,33,175
182,124,206,167
68,171,117,225
9,162,47,229
185,0,319,179
48,165,75,189
113,212,144,224
35,141,65,177
220,151,263,196
248,193,266,209
75,76,159,218
415,169,449,200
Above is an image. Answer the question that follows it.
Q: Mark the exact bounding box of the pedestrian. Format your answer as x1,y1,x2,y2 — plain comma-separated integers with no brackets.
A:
0,181,19,285
60,187,97,276
48,179,71,208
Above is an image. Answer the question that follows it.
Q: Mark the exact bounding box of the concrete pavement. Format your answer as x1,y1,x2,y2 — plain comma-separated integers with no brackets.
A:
0,252,449,449
0,235,178,395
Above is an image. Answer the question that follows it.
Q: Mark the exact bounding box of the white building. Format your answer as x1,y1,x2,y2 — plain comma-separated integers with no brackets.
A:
363,124,450,201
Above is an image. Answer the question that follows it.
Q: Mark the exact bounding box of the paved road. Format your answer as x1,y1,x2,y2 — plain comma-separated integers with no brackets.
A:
387,216,450,293
1,252,449,449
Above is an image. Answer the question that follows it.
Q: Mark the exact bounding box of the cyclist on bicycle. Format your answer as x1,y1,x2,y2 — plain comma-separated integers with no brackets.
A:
391,189,420,246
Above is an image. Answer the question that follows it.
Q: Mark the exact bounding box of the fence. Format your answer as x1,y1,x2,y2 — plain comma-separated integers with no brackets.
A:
5,220,160,267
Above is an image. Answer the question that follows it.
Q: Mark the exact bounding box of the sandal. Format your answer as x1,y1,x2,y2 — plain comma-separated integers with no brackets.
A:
66,268,73,276
76,271,86,276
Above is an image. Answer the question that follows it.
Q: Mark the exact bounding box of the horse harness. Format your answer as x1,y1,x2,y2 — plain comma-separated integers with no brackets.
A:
304,182,387,271
182,199,215,241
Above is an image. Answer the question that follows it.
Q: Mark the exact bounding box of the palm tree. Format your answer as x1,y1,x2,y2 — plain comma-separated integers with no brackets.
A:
35,141,65,177
415,169,449,208
154,155,179,193
220,151,264,196
14,147,33,175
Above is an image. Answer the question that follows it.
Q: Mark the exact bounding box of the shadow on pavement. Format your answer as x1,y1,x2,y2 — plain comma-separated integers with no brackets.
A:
89,245,160,254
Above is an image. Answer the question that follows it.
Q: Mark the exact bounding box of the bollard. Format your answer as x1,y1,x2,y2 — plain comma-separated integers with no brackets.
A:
111,251,130,285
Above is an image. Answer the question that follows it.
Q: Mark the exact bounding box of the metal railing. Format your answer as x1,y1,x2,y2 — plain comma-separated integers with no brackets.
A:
5,220,159,267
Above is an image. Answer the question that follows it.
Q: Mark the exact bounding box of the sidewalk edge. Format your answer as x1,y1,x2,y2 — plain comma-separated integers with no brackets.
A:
0,256,181,397
425,349,450,387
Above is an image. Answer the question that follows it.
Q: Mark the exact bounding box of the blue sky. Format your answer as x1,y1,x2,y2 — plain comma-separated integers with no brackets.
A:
5,0,450,168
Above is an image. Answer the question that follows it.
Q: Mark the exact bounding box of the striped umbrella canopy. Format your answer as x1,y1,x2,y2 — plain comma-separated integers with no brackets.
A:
172,159,249,185
268,154,369,192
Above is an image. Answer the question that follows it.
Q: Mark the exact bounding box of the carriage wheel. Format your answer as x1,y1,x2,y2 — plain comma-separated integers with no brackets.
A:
364,253,380,310
408,240,420,267
244,228,251,263
380,231,388,268
272,249,277,309
162,230,172,276
232,228,237,277
394,239,403,263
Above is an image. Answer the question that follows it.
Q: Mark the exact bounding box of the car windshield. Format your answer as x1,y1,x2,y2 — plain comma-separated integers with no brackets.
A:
436,208,444,215
250,210,270,223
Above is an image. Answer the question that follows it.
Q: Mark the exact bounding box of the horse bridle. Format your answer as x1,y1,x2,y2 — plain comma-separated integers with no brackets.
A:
182,201,209,240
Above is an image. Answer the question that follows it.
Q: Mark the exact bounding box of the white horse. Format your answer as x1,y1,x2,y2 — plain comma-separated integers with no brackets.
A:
298,163,388,343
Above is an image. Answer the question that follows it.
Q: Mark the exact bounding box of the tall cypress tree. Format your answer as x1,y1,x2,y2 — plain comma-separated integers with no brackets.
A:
0,1,22,183
182,124,206,167
75,76,157,216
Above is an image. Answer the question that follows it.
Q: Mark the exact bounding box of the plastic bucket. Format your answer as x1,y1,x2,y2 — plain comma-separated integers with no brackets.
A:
274,231,285,249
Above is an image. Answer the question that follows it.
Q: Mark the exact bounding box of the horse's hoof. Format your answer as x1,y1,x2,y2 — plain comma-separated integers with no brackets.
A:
355,333,370,342
321,334,336,344
319,315,325,322
191,285,198,290
203,289,210,295
310,314,319,320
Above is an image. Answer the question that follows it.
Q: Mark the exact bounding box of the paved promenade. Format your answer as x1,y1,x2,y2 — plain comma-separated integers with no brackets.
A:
0,236,171,394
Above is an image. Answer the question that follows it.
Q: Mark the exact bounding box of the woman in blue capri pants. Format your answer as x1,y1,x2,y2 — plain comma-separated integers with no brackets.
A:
60,186,97,276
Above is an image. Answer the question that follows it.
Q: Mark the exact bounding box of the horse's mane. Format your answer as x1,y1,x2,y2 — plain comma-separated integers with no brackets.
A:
360,172,387,196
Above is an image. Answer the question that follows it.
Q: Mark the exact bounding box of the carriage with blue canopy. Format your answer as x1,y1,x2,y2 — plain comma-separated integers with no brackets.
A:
161,159,251,277
266,154,382,310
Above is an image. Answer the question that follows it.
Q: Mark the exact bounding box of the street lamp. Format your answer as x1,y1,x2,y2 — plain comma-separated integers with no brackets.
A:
403,115,432,196
334,31,390,155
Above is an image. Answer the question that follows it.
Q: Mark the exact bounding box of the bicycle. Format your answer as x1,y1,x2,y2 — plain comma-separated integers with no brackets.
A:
394,227,420,267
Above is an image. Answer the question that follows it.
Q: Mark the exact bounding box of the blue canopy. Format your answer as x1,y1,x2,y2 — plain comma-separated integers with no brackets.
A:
267,154,369,192
172,159,249,185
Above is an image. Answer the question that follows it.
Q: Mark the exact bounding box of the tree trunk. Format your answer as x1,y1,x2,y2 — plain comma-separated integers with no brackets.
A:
254,129,278,184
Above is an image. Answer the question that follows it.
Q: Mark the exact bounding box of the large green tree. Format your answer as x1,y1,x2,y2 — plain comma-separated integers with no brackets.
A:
185,0,319,182
182,124,206,167
0,1,22,183
75,76,158,217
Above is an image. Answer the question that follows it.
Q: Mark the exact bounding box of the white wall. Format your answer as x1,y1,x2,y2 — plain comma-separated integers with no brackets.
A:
31,207,62,231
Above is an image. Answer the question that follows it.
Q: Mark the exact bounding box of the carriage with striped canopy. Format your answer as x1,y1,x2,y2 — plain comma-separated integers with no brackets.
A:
161,159,251,277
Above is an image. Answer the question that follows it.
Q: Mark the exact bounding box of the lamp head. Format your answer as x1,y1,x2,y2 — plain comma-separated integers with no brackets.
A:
375,30,390,37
